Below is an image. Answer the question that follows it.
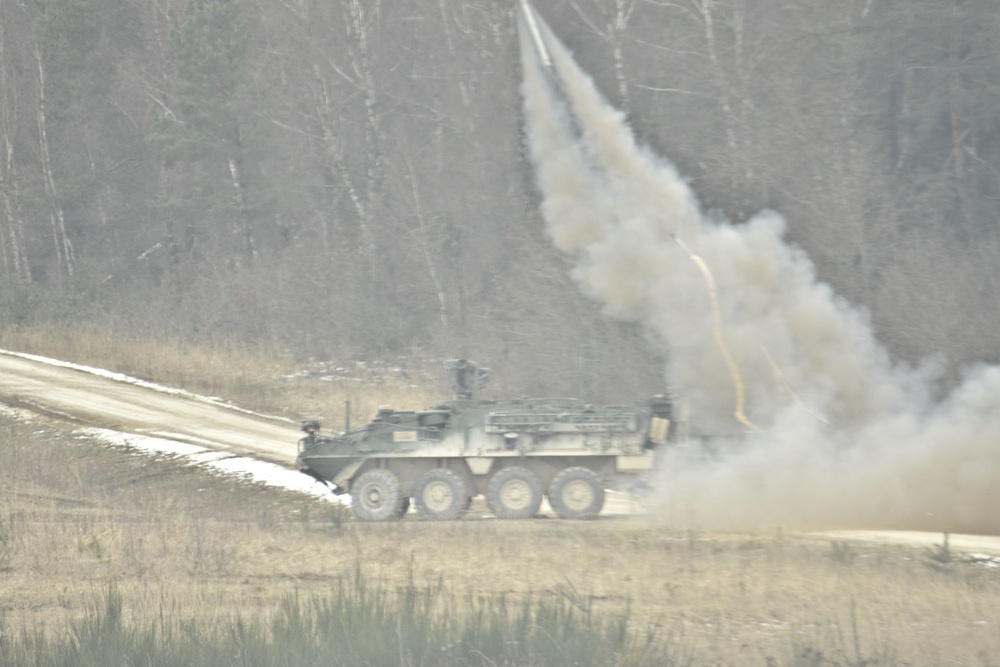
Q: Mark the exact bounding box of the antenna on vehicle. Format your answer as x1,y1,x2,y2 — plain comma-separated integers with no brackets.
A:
443,359,490,401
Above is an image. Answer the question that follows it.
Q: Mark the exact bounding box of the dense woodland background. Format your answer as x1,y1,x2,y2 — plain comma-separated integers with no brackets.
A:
0,0,997,399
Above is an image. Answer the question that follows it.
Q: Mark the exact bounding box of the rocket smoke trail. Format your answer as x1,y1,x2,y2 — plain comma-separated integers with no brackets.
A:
517,2,1000,533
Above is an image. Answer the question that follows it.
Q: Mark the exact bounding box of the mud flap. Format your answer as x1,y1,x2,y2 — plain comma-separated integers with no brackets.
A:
333,459,366,490
616,452,655,472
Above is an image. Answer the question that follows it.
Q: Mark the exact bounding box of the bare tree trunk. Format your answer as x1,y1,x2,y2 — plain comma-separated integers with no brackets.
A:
694,0,738,156
947,0,974,234
0,24,30,282
405,154,448,332
610,0,636,113
227,123,257,264
311,66,377,279
297,0,387,289
345,0,386,276
347,0,384,160
569,0,636,112
690,0,759,215
0,145,31,283
34,41,74,280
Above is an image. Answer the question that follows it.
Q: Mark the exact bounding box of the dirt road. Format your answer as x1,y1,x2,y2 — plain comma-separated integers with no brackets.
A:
0,349,297,464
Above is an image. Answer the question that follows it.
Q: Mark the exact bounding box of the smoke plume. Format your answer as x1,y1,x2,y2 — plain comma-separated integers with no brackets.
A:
518,5,1000,533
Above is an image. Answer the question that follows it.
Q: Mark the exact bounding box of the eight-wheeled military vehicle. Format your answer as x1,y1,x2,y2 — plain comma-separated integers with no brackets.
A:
297,360,675,521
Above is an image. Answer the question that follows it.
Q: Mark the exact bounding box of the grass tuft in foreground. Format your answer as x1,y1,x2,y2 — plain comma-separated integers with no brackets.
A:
1,574,685,667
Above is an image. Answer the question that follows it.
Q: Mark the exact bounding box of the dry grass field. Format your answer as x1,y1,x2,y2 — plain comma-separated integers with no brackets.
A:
1,332,1000,665
3,411,1000,665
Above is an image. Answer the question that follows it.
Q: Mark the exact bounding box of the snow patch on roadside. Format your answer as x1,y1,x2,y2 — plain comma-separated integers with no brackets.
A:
0,353,345,506
186,450,234,464
141,430,239,448
202,455,339,499
0,403,33,421
72,425,346,504
76,427,207,457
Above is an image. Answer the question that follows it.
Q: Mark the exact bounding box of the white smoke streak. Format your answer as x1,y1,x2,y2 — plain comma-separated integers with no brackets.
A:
519,6,1000,534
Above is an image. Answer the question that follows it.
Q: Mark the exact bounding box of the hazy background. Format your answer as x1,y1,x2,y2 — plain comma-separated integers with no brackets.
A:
0,0,997,401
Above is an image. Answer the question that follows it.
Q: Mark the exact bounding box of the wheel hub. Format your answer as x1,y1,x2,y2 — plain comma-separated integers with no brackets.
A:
562,479,594,511
424,480,454,512
364,485,385,507
500,479,531,510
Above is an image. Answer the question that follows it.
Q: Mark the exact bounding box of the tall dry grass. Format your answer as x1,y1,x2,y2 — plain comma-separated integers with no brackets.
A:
1,575,683,667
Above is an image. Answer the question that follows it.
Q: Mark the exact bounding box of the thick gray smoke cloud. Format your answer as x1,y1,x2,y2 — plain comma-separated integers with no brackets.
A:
518,5,1000,534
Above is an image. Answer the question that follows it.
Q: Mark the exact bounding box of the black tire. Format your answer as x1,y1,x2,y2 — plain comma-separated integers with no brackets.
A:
414,468,467,521
486,466,543,520
547,467,605,520
351,469,403,522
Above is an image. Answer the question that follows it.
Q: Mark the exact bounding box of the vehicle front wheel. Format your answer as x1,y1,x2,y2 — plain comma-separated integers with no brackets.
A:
351,468,404,522
414,468,467,521
547,467,604,520
486,466,543,520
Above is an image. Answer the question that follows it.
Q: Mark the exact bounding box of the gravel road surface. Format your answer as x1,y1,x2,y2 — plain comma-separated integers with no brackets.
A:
0,350,297,464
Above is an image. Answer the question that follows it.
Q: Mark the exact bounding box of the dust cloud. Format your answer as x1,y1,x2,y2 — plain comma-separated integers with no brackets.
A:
518,5,1000,534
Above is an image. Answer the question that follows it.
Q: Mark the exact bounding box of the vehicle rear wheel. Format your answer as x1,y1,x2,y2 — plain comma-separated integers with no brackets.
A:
414,468,467,520
351,469,403,522
486,466,543,520
547,467,605,520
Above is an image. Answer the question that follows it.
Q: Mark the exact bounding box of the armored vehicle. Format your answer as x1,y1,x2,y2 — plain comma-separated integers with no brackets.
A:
297,360,675,521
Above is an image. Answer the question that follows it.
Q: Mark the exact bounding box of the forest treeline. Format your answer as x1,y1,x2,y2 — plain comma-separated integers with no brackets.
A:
0,0,997,398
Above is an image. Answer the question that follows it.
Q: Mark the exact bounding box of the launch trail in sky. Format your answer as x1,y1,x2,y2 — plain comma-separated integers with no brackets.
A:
516,0,1000,534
